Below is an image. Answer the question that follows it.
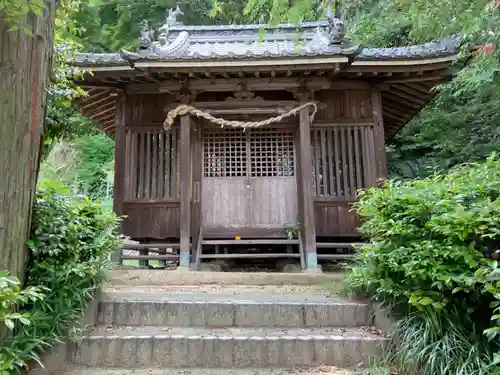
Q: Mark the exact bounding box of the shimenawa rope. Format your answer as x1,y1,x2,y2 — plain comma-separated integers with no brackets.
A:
163,101,317,131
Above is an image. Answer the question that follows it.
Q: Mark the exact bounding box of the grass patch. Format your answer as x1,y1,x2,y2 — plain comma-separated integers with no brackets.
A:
366,308,498,375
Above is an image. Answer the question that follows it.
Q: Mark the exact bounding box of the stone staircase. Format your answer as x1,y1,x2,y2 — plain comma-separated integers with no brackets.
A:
65,281,388,373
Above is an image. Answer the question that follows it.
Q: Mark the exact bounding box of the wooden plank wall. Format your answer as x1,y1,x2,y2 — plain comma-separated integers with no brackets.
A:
121,93,181,239
312,89,377,237
117,88,385,240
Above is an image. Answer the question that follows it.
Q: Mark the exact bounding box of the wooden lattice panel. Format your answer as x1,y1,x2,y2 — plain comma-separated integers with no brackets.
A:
125,128,180,200
311,126,375,198
203,127,247,178
250,128,295,177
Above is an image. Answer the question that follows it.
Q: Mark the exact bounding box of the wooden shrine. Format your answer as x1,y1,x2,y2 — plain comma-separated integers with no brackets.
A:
71,6,459,271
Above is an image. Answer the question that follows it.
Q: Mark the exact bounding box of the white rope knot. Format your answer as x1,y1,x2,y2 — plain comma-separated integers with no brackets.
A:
163,101,317,131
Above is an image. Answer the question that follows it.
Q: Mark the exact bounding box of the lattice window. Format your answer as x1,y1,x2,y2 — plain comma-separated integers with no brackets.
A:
311,126,373,198
126,128,180,200
250,129,295,177
203,128,247,177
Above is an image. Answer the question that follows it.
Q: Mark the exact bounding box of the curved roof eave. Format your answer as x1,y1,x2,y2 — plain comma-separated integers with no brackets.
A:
70,36,460,71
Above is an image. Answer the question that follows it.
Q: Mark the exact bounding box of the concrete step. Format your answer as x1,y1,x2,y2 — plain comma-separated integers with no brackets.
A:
65,366,359,374
109,270,344,286
98,290,369,328
68,326,387,368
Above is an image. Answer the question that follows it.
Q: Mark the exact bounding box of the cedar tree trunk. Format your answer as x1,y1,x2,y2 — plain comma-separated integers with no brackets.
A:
0,2,57,279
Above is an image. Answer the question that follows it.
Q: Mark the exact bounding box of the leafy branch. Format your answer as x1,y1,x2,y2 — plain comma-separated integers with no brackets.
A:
0,0,46,33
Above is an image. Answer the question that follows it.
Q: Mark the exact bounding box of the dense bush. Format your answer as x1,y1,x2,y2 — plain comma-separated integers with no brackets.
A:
346,153,500,374
0,273,46,375
0,182,122,374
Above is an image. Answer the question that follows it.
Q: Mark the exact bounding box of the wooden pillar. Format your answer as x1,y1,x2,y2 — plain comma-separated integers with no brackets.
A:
113,92,126,217
112,92,126,265
179,114,192,268
190,120,202,267
372,89,387,180
297,98,318,271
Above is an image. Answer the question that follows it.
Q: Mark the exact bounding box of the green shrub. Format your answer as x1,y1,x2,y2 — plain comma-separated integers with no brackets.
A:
0,181,122,374
0,272,46,375
345,153,500,374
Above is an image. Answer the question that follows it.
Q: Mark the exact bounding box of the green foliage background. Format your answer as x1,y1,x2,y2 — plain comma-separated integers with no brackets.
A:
38,0,500,195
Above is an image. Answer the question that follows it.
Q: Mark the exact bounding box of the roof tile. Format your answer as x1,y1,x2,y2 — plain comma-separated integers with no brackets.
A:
71,21,459,66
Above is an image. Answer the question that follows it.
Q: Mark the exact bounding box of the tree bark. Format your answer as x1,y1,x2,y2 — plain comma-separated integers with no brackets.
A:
0,2,57,279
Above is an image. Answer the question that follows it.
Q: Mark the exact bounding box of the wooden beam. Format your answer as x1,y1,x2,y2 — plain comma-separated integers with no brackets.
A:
126,77,370,95
381,74,449,84
85,88,102,95
102,122,115,131
102,117,115,125
386,86,429,105
92,106,116,120
383,106,409,121
383,111,405,123
77,88,112,106
409,82,439,94
88,103,116,120
77,81,123,89
95,114,116,126
389,84,430,101
383,92,423,112
399,83,430,98
297,96,317,271
133,56,348,70
179,114,192,268
81,93,115,111
383,94,422,110
192,100,299,110
204,107,292,116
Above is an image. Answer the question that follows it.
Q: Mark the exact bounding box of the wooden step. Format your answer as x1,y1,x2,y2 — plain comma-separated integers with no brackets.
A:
123,243,182,249
199,253,301,259
316,254,355,260
315,242,367,248
120,254,179,261
201,239,299,245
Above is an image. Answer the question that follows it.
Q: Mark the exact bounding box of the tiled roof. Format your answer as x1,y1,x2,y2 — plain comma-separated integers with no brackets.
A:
166,21,328,42
70,53,125,66
71,20,459,67
357,37,459,60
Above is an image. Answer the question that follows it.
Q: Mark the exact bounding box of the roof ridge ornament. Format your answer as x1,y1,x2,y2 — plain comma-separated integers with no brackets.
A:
125,4,188,59
326,6,346,44
139,21,154,50
158,5,185,45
